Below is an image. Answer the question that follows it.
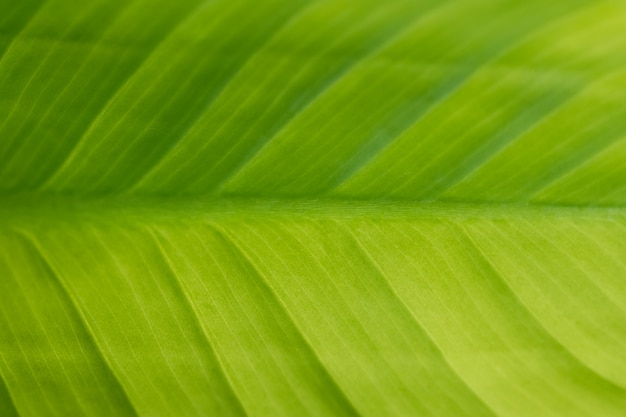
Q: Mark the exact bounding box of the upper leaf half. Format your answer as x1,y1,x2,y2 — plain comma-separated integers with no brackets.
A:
0,0,624,205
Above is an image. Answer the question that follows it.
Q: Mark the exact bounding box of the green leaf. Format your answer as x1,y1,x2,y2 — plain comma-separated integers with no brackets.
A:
2,0,626,416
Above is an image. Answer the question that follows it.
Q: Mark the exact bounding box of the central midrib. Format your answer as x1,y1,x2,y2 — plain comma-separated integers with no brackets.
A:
2,193,625,225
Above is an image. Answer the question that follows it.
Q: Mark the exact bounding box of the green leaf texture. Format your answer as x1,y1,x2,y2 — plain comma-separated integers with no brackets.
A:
2,0,626,416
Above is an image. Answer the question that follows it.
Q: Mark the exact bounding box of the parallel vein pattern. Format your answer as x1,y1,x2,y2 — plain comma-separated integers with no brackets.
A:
3,209,626,416
0,0,625,203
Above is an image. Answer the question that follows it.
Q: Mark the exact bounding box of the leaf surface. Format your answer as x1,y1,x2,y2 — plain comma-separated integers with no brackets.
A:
2,0,626,416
